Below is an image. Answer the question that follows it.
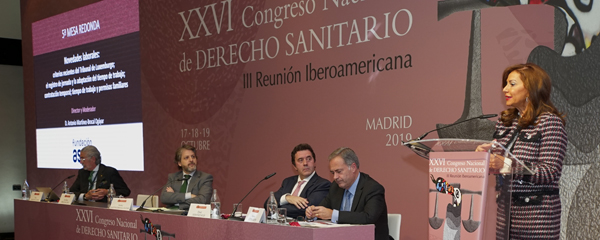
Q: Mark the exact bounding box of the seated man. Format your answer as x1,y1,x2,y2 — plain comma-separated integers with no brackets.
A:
264,143,330,218
71,145,130,202
161,145,213,210
306,147,391,240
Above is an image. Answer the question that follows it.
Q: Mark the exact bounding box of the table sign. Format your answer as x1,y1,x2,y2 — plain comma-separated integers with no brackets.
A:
109,198,134,210
29,191,44,202
58,193,75,205
244,207,266,223
188,204,211,218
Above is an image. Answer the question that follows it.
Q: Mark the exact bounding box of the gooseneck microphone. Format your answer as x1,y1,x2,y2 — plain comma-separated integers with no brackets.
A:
229,172,276,221
403,114,497,159
263,172,276,180
416,114,498,141
45,174,76,202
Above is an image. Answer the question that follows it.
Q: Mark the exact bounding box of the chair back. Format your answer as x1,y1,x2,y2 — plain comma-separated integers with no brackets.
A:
387,213,401,240
136,194,159,208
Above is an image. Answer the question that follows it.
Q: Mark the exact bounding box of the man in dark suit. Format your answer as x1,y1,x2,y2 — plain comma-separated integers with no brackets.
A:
264,143,331,218
306,147,391,240
71,145,130,202
161,144,213,210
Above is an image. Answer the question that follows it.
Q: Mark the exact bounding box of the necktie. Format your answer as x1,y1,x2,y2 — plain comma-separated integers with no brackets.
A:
88,171,95,189
343,191,353,211
180,175,191,193
291,180,306,196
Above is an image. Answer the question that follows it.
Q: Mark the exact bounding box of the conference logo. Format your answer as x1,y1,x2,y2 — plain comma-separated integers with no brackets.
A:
72,138,93,163
139,215,176,240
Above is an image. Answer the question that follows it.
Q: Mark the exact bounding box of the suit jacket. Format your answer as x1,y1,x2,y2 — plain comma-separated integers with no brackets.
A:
160,170,213,210
70,164,131,202
264,172,331,218
320,172,390,240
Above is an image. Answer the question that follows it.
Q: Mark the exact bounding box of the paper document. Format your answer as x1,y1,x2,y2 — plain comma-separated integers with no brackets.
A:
298,220,354,228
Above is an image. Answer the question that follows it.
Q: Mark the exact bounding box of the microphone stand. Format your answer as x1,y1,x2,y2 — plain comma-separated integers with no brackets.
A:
416,114,497,141
402,114,497,159
229,172,276,221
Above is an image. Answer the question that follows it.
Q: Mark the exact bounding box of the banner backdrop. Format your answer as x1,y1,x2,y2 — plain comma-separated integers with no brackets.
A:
22,0,600,239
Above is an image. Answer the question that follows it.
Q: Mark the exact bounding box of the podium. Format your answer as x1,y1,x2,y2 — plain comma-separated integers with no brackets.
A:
403,138,534,240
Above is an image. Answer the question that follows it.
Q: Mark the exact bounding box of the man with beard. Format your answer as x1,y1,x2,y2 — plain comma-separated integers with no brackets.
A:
306,147,391,240
264,143,331,218
161,145,213,210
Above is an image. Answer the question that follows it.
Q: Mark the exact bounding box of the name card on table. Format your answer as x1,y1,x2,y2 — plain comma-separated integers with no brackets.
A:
188,204,211,218
29,191,44,202
58,193,76,205
109,198,134,210
244,207,266,223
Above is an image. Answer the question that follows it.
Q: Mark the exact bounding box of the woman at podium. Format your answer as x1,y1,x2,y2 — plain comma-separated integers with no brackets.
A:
476,63,567,240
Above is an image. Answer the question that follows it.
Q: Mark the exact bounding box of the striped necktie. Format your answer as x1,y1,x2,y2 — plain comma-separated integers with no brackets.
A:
291,180,306,196
343,190,353,211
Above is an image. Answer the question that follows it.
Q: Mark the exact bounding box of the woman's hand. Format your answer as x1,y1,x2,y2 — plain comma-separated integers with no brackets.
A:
489,154,505,170
476,143,505,170
475,143,492,152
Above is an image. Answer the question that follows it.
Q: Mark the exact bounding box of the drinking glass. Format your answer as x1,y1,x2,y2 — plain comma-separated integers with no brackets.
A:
233,203,243,217
277,208,287,224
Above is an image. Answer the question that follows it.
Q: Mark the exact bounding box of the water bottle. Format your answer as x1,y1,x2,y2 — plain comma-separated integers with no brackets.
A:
62,181,69,194
22,179,30,200
107,184,116,206
211,189,221,219
267,191,278,223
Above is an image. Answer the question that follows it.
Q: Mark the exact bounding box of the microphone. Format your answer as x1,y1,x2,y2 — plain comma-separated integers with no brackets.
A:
45,174,76,202
416,114,497,141
229,172,276,221
264,172,276,180
402,114,497,159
